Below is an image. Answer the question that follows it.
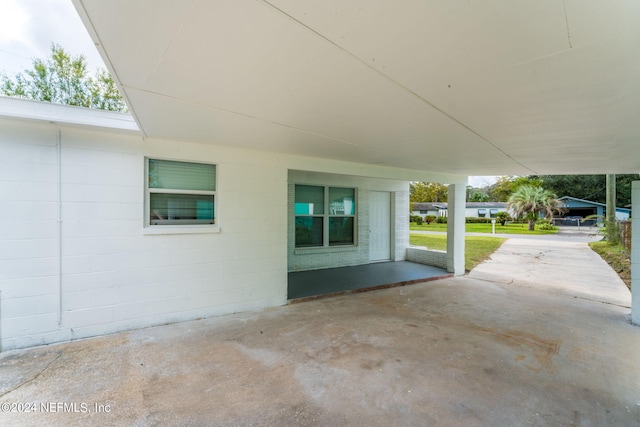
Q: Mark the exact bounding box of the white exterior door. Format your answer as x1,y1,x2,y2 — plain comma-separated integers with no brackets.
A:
369,191,391,262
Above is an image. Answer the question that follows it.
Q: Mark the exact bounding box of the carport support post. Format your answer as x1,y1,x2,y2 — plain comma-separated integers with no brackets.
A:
631,181,640,325
447,181,466,275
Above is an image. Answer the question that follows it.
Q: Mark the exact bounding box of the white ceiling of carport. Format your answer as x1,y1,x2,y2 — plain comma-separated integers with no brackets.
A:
73,0,640,176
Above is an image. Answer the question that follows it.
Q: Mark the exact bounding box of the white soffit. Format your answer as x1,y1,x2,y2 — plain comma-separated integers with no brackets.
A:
0,96,138,132
74,0,640,176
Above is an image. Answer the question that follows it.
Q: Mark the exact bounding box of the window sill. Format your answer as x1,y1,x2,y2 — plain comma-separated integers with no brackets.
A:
143,225,221,235
294,245,357,255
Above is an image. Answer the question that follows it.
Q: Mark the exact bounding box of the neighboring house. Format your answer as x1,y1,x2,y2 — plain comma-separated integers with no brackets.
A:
411,203,447,217
557,196,631,224
412,202,508,218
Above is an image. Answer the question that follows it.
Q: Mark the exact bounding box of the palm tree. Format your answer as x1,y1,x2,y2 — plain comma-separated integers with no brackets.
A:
507,185,561,231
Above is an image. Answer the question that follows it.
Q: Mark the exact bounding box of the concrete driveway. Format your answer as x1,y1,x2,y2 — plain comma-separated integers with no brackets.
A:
1,236,638,426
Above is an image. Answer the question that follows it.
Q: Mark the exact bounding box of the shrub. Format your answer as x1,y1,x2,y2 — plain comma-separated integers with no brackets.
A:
537,220,556,230
415,216,423,225
424,215,436,224
436,216,448,224
495,211,512,226
465,217,493,224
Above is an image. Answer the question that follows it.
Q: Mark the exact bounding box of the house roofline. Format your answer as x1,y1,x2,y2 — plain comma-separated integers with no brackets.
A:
412,202,507,210
0,96,139,133
559,196,631,212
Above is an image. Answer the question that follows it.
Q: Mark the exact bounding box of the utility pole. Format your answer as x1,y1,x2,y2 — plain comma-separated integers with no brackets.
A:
606,174,620,244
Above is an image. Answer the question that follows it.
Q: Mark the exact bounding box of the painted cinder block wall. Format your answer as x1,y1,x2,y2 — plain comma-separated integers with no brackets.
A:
0,118,288,350
0,106,458,351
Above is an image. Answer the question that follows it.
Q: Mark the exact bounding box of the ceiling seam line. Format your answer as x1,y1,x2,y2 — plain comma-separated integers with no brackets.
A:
562,0,573,49
145,0,199,85
259,0,539,175
124,86,441,168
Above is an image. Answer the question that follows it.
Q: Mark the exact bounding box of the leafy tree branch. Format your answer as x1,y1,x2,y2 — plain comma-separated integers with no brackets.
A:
1,43,127,112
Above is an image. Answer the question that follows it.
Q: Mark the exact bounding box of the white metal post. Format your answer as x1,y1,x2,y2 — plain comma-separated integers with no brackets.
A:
447,181,466,275
631,181,640,325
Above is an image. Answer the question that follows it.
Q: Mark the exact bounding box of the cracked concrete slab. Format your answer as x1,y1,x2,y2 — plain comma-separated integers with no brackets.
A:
1,237,638,426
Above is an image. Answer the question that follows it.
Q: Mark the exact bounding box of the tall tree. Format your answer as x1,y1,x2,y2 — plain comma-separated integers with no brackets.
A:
507,185,561,231
606,174,620,244
410,182,448,203
532,174,640,207
614,175,638,207
532,175,605,203
1,43,127,112
487,176,542,202
468,189,490,202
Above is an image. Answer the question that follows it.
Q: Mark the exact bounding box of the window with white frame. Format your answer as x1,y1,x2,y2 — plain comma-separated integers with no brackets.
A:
490,209,499,218
478,208,486,218
294,185,356,247
146,158,216,226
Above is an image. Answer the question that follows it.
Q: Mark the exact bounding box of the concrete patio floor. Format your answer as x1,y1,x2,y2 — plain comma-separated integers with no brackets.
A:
1,237,638,426
288,261,450,301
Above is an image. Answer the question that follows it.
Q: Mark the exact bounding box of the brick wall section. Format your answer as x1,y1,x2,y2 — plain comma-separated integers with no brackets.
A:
406,247,448,269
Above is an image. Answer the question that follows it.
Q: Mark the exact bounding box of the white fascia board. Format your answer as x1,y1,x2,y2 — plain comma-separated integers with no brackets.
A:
0,96,139,133
286,152,466,184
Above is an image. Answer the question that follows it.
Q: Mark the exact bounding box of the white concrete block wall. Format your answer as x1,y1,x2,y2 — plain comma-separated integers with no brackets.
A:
0,108,453,351
0,120,288,350
406,248,447,269
394,188,410,261
0,122,64,350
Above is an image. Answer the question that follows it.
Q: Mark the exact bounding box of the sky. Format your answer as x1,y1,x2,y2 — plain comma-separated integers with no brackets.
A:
0,0,498,187
468,176,498,188
0,0,105,76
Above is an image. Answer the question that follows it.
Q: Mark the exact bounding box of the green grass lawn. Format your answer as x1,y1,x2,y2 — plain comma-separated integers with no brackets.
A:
410,222,558,235
410,233,506,272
